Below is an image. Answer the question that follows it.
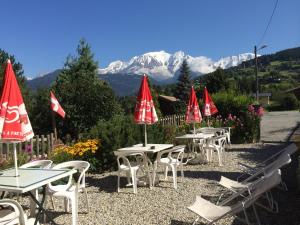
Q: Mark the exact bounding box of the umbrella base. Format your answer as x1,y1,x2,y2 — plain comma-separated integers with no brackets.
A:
186,154,208,165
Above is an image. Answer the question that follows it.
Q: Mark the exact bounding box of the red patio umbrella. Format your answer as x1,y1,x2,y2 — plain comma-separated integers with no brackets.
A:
185,86,202,133
134,74,158,146
0,59,34,176
202,87,218,126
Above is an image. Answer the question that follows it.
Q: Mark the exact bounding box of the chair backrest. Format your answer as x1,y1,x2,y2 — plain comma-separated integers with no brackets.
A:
114,151,144,170
261,143,298,165
0,199,26,225
20,160,53,169
250,169,282,198
244,153,291,182
52,160,90,189
156,145,185,163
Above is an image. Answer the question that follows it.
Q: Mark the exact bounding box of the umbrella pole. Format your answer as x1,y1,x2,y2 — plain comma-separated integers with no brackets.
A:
193,122,196,134
13,143,19,177
144,124,147,147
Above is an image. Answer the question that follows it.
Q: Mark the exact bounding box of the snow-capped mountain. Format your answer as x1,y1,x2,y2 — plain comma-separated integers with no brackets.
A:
98,51,255,81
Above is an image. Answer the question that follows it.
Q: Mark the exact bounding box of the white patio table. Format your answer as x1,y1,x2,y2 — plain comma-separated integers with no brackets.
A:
117,144,174,187
0,167,77,225
176,133,215,163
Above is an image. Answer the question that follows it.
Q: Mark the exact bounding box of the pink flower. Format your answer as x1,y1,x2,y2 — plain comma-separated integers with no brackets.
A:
248,104,255,113
256,106,264,117
227,114,233,120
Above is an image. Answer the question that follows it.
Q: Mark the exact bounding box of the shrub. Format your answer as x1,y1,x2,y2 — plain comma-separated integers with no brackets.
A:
269,93,299,111
212,91,253,117
280,94,299,110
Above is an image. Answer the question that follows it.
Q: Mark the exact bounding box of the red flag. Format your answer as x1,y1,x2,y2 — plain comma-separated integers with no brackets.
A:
50,91,65,118
185,86,202,123
202,87,218,116
0,59,34,141
134,75,158,124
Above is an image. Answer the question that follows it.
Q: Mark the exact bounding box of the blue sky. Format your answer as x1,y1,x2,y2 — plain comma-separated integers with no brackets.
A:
0,0,299,77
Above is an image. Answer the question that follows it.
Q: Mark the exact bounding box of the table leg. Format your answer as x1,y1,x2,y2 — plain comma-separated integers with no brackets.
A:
29,189,39,217
0,191,5,199
28,186,58,225
144,154,153,189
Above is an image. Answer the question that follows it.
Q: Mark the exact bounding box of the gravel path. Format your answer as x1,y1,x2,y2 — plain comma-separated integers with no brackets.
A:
261,110,300,142
19,143,290,225
17,111,299,225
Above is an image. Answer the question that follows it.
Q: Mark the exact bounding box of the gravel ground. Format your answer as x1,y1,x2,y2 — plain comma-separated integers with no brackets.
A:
18,142,293,225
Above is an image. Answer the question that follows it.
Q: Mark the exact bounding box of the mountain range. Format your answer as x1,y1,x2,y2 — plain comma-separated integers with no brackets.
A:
98,51,255,82
26,50,255,96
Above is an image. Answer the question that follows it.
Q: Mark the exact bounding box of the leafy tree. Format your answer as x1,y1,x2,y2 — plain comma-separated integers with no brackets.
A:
174,60,192,103
30,87,53,134
0,49,24,84
52,39,123,139
204,68,229,93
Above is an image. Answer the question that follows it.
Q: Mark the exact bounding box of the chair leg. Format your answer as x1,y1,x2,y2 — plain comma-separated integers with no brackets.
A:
217,149,223,166
126,171,132,185
132,170,137,194
84,187,89,213
181,164,184,179
70,195,77,225
152,163,157,186
164,166,168,180
117,171,120,193
192,216,200,225
64,197,69,212
171,165,177,189
50,195,55,210
252,204,261,225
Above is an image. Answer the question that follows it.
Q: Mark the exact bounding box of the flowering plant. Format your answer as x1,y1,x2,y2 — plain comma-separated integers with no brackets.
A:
50,139,100,171
53,139,99,157
248,104,264,117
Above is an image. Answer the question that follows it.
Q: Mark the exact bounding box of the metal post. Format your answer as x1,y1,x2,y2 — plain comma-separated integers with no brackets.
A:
254,45,259,102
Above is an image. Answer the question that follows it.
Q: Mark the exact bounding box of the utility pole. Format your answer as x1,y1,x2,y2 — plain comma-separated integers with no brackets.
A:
254,45,259,102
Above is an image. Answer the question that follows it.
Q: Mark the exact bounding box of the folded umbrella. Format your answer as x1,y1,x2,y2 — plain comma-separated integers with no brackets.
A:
134,74,158,146
0,60,34,176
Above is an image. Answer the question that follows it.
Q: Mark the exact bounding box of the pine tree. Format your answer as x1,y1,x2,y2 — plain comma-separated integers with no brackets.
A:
53,39,122,139
174,59,192,103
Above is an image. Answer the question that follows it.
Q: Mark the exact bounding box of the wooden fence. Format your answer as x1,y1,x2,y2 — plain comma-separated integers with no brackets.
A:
159,114,185,126
0,133,55,158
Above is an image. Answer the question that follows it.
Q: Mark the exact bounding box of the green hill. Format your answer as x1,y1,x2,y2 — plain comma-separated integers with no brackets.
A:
194,46,300,95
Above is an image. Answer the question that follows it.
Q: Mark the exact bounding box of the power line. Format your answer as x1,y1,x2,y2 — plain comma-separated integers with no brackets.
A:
257,0,279,47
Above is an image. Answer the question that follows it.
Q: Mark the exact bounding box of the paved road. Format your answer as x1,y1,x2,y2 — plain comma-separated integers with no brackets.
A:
260,110,300,142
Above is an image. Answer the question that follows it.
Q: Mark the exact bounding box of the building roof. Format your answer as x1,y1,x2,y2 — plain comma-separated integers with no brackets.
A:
285,86,300,93
158,95,178,102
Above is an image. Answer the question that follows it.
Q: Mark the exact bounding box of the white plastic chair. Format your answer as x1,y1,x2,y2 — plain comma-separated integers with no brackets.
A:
47,161,90,225
20,160,53,169
188,170,282,225
0,199,38,225
114,151,146,194
205,135,227,166
152,145,185,189
17,160,53,213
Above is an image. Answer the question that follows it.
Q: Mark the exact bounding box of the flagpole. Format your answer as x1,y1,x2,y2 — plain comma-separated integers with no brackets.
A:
51,111,58,140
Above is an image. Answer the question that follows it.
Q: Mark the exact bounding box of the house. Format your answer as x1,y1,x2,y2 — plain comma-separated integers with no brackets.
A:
285,86,300,100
